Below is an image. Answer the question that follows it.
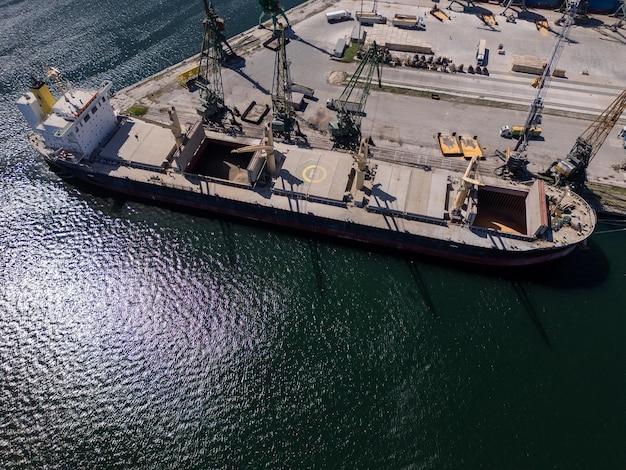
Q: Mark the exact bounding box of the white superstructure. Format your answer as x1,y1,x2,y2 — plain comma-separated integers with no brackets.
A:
17,75,118,157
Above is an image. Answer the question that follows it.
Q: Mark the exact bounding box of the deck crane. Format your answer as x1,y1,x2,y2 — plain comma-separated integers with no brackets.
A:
511,0,579,157
328,42,382,144
545,88,626,184
196,0,233,123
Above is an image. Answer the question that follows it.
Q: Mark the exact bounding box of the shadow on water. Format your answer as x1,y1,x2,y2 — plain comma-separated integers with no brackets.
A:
49,167,611,292
407,236,610,290
405,259,437,316
219,219,238,267
308,239,325,294
511,279,551,348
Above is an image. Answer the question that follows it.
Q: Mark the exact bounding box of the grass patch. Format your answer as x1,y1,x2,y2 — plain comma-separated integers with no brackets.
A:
341,43,359,62
127,104,148,116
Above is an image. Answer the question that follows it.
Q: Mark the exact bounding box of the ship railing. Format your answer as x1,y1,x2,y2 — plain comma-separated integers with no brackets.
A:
366,206,448,227
469,225,534,242
181,171,252,191
271,188,347,208
90,155,126,167
126,160,168,174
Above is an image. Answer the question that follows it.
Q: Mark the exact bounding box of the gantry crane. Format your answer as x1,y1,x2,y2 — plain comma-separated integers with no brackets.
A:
270,25,302,139
258,0,290,31
328,42,382,144
546,88,626,184
196,0,233,123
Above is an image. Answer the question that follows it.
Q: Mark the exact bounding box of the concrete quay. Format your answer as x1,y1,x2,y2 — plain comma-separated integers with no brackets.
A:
110,0,626,203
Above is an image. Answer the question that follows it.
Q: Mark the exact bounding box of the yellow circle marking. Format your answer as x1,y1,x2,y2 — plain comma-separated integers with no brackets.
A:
302,164,327,183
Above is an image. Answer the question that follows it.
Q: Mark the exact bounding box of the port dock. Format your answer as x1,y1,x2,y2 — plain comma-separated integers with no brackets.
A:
109,0,625,206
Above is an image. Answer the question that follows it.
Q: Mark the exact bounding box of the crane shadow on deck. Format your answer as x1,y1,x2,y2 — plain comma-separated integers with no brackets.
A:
231,67,270,96
285,29,333,57
221,55,271,96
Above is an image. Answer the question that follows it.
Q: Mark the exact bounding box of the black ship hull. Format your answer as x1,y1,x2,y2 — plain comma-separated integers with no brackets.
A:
46,156,579,267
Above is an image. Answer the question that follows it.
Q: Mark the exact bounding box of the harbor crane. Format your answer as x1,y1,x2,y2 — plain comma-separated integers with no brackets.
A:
545,88,626,185
328,42,382,144
501,0,578,176
555,0,588,24
270,25,302,139
196,0,233,123
258,0,290,31
512,0,578,155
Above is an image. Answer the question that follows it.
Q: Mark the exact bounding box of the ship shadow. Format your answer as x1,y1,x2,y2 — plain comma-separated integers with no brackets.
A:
405,235,609,289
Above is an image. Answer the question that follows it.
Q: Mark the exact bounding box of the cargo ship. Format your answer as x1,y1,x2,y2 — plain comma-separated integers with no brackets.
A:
16,73,596,266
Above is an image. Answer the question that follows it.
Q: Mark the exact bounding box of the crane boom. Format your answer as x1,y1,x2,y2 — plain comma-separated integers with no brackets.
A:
550,88,626,183
514,0,579,153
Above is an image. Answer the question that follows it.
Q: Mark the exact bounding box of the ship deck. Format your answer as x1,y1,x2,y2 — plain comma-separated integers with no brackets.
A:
100,119,177,169
277,147,352,203
79,118,595,260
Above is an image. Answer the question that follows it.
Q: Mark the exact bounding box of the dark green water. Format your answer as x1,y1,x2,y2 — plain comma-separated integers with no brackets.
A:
1,0,626,468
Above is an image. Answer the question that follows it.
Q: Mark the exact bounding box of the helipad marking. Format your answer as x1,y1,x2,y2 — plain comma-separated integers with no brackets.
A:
302,164,327,183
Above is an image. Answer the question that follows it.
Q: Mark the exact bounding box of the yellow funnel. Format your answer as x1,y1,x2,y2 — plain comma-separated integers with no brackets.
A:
30,78,55,115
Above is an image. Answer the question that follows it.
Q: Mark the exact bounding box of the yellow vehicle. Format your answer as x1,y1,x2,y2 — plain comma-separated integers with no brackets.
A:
500,125,541,139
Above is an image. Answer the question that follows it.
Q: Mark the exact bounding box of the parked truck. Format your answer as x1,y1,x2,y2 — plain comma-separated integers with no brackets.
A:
326,98,361,113
476,39,487,66
392,14,418,28
326,10,352,22
356,11,387,25
332,37,347,58
500,125,542,139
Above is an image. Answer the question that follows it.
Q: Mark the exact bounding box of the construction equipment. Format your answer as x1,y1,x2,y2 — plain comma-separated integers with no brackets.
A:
545,88,626,184
196,0,231,122
328,42,382,144
500,125,541,139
